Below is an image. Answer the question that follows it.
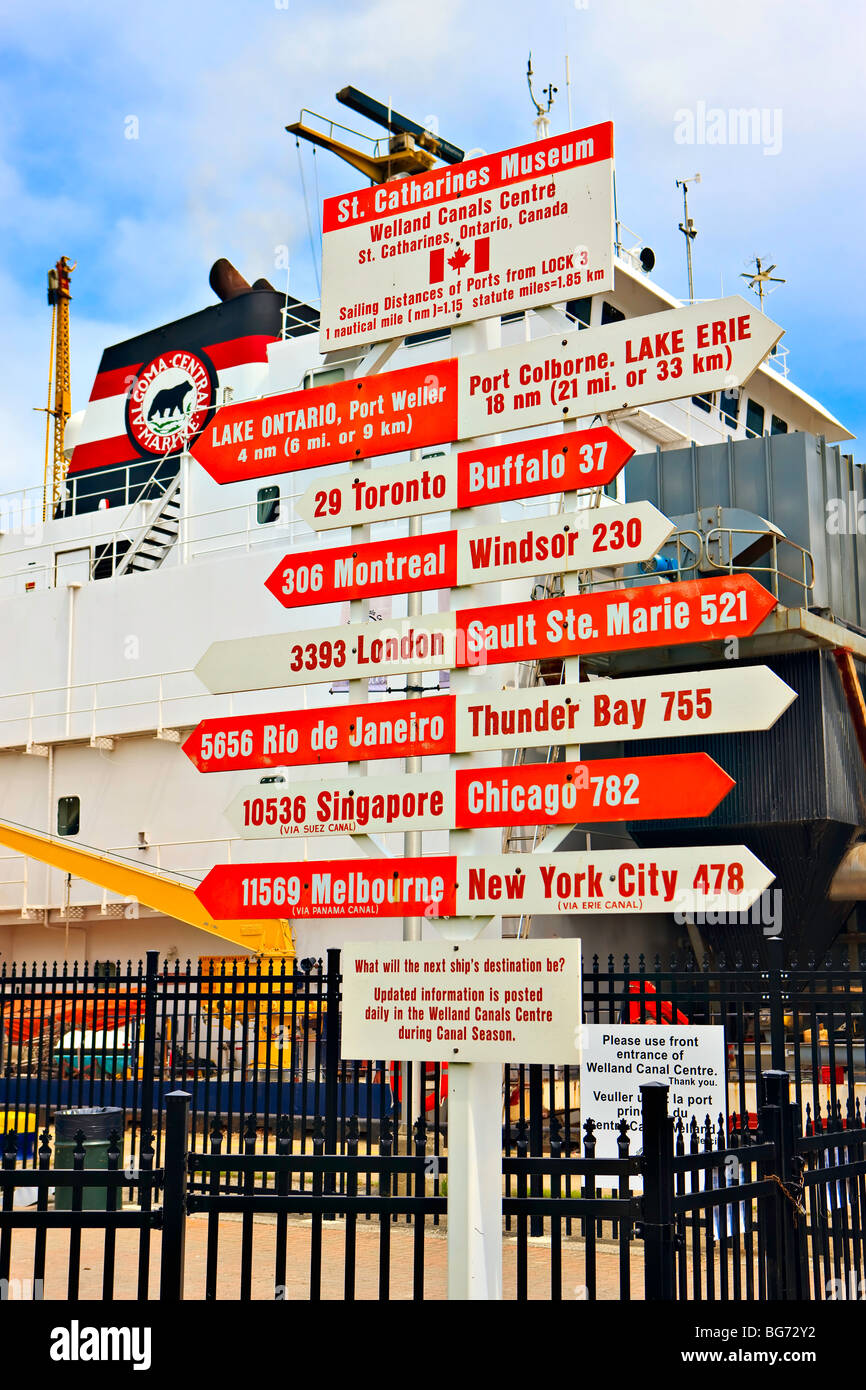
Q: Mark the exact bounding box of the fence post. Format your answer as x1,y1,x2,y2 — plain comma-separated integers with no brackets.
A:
324,949,341,1204
641,1082,676,1300
766,938,786,1076
139,950,159,1162
759,1070,802,1300
160,1090,190,1302
528,1064,544,1237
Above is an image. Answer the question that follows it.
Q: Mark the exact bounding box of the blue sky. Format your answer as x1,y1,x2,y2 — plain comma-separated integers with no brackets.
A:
0,0,862,490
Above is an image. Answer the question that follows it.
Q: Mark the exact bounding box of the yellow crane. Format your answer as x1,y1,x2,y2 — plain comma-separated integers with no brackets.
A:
0,819,302,1063
0,818,294,964
39,256,76,523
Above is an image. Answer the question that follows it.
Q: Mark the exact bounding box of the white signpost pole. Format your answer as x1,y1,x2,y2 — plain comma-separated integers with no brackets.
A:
445,315,505,1301
404,464,424,1127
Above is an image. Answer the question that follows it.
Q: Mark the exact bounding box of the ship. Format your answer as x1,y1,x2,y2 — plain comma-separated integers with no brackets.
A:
0,86,859,975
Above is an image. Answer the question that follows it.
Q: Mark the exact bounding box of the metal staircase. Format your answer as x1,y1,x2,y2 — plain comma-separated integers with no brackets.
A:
113,473,182,576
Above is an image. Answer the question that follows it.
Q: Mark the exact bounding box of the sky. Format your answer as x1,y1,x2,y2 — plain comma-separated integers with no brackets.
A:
0,0,862,492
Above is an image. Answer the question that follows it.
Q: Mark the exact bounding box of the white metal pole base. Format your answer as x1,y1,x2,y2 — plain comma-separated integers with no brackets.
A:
447,1059,503,1300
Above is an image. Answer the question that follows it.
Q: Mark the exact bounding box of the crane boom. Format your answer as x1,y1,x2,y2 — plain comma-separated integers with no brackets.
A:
0,818,294,961
43,256,75,522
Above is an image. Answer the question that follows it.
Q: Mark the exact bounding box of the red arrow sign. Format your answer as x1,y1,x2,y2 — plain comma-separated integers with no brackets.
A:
183,664,795,775
457,574,777,666
223,753,734,836
195,844,773,920
182,694,456,773
196,855,457,920
191,359,458,485
454,753,734,827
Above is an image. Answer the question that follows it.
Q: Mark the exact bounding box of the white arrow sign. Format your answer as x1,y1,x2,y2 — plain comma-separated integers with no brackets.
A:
185,665,796,772
457,666,797,750
459,847,774,916
457,296,782,436
226,774,453,838
197,846,774,919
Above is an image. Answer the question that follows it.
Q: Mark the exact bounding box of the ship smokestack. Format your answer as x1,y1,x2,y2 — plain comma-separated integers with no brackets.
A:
209,259,277,302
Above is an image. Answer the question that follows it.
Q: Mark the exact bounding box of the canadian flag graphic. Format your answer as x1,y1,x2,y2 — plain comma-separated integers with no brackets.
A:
429,239,489,283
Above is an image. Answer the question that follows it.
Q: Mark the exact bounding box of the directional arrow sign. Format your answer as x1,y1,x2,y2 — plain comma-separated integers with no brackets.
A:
183,666,795,773
194,574,777,694
265,501,673,608
295,428,632,531
194,845,774,920
319,123,614,350
190,359,458,486
225,753,734,838
457,296,783,437
190,298,779,486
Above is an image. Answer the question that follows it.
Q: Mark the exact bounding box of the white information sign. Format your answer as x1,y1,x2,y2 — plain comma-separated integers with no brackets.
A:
580,1023,728,1158
319,124,614,349
341,940,582,1063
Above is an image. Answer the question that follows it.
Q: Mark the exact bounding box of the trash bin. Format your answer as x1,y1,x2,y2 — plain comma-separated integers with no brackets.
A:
53,1107,123,1211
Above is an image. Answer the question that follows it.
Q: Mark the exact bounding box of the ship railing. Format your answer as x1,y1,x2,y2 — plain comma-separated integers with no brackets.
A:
0,860,32,915
0,487,319,594
0,667,213,753
703,525,815,603
294,106,392,160
580,529,704,592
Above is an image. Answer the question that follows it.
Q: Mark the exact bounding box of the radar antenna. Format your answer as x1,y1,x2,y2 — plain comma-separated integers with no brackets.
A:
740,256,786,312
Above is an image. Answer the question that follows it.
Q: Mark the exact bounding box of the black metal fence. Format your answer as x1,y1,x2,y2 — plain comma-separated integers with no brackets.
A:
3,944,864,1169
1,945,866,1300
3,1071,863,1301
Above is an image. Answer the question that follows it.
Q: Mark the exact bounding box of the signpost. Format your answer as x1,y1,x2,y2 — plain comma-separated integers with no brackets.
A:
224,752,734,837
189,298,780,487
194,845,774,920
194,574,778,694
319,123,614,350
340,940,583,1064
294,429,633,531
182,116,792,1302
183,666,796,772
265,500,673,607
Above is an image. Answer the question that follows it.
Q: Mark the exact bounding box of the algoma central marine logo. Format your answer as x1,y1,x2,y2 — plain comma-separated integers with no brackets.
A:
125,350,215,455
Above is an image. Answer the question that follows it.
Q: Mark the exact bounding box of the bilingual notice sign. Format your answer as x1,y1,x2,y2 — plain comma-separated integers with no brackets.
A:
341,940,582,1063
581,1023,727,1159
